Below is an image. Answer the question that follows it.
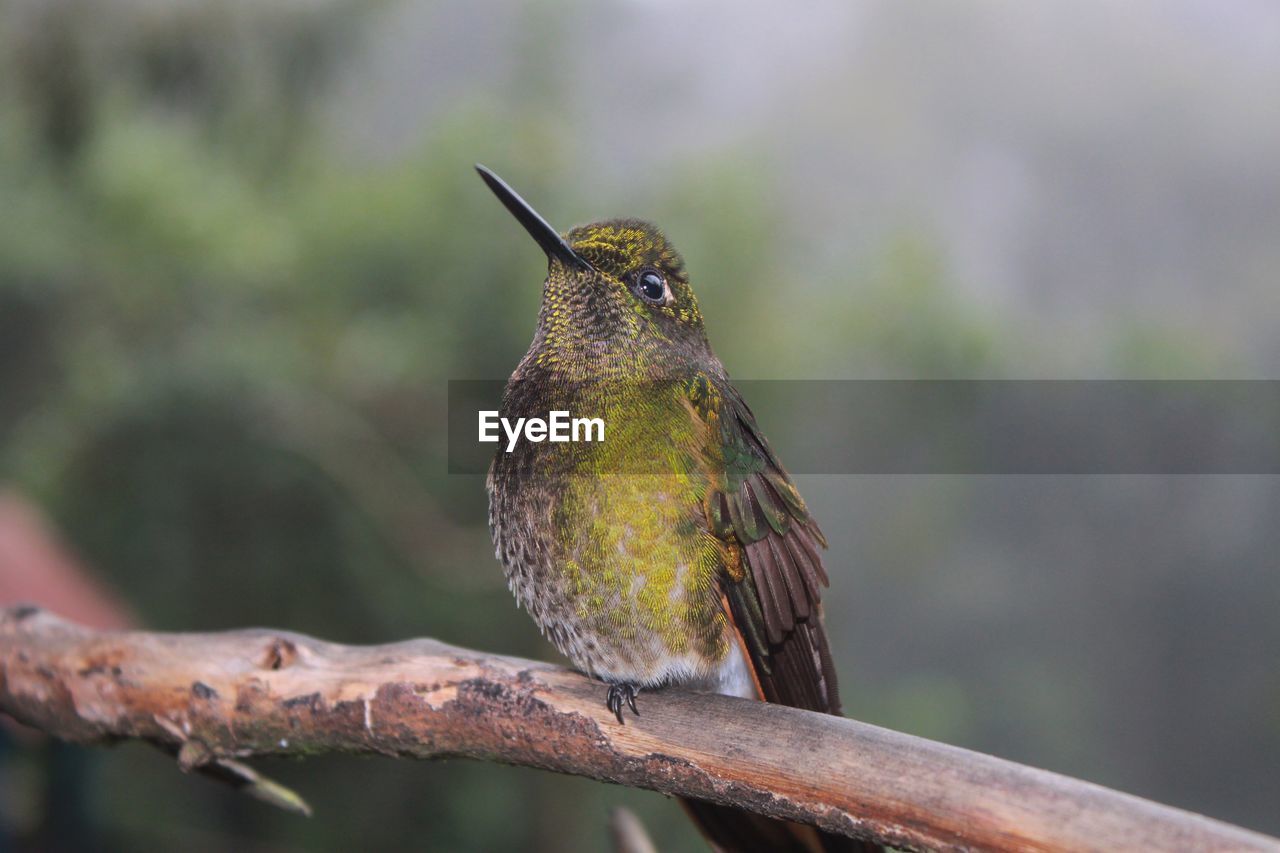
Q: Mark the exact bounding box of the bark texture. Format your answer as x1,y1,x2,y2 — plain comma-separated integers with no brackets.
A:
1,606,1275,852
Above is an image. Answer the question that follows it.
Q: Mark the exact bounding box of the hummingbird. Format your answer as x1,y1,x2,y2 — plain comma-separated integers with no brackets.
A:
478,166,877,853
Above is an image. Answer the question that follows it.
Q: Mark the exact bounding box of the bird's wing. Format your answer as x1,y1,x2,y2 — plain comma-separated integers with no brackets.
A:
681,377,881,853
689,376,842,715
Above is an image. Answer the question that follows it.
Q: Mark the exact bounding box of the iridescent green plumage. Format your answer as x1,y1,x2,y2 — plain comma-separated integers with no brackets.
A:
489,218,741,690
479,167,872,853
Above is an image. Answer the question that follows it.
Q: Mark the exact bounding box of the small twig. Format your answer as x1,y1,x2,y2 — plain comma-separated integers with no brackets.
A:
0,606,1276,852
610,807,659,853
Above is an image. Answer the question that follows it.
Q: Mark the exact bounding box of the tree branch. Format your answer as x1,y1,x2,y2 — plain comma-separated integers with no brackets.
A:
0,606,1275,852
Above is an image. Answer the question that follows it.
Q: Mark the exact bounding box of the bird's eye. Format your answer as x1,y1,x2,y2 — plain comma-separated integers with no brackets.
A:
634,269,669,305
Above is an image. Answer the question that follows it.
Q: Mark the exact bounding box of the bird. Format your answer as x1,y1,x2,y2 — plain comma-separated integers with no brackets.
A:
478,165,878,853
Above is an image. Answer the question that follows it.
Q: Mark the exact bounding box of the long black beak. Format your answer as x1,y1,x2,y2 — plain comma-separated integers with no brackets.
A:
475,165,593,272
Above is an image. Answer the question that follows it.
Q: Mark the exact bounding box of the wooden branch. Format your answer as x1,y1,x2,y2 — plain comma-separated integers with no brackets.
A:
0,607,1275,852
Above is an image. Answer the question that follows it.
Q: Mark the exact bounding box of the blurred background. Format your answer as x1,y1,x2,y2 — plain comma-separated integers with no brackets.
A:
2,0,1279,849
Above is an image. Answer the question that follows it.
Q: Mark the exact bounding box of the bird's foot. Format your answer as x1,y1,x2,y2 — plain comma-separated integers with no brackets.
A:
605,682,640,724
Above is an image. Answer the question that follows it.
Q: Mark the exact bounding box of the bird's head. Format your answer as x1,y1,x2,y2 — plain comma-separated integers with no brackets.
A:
477,166,711,373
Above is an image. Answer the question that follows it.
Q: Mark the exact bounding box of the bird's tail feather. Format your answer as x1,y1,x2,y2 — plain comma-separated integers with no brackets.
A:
680,797,882,853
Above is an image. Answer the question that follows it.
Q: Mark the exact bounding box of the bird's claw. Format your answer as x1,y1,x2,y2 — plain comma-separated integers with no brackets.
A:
606,682,641,724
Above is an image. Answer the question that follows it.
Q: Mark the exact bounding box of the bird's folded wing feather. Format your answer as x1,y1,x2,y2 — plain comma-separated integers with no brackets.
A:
690,378,842,715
